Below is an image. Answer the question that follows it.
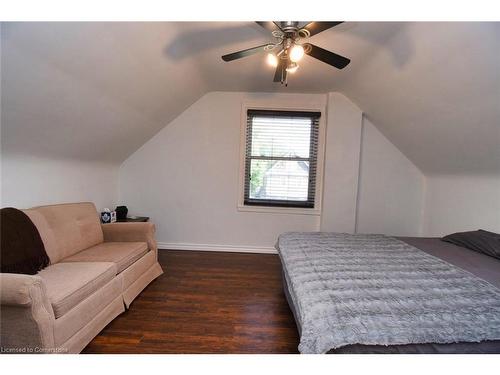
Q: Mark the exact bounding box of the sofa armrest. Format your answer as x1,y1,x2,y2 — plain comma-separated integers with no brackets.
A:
0,273,56,351
102,222,158,256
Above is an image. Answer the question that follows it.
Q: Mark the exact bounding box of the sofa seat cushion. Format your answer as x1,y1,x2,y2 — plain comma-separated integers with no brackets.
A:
38,262,116,318
61,242,148,274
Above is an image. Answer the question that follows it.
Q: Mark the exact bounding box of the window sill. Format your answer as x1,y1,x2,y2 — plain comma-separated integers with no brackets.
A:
237,204,321,216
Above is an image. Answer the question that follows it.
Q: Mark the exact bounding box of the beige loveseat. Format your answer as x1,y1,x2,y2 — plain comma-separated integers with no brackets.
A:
0,202,163,353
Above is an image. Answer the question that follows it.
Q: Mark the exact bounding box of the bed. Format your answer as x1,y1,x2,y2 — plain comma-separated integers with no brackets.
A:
277,233,500,354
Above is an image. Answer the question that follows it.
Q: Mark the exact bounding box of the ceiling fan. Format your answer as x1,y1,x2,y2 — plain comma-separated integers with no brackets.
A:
221,21,350,86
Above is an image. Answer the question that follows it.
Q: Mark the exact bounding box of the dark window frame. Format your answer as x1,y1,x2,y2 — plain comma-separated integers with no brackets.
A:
243,109,321,209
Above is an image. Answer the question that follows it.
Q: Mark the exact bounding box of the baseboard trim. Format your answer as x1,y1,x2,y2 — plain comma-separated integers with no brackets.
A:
157,242,277,254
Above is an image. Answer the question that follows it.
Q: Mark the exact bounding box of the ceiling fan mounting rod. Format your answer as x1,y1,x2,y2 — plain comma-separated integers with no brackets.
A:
280,21,300,33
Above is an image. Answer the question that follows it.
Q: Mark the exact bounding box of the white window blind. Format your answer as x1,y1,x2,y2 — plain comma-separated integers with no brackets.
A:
244,109,320,208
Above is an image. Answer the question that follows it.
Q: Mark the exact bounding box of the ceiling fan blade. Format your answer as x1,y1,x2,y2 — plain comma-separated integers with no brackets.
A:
221,44,271,62
255,21,282,33
304,43,350,69
273,57,287,82
300,22,343,37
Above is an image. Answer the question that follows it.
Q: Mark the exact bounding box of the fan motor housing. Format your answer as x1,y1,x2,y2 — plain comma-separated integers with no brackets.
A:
279,21,300,33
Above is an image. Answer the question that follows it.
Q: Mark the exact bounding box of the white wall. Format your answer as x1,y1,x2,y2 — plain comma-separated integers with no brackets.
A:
1,153,118,211
356,118,424,236
120,91,425,250
320,93,363,233
119,92,325,251
1,87,426,243
422,175,500,237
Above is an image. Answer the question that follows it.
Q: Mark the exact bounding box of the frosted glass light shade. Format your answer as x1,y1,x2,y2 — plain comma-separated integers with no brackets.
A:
267,53,278,67
289,45,304,62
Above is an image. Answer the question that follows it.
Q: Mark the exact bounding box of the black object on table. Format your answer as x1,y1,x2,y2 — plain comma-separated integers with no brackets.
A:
115,206,128,221
116,216,149,223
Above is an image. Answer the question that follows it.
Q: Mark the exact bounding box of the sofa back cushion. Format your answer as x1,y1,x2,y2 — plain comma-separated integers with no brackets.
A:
23,202,103,264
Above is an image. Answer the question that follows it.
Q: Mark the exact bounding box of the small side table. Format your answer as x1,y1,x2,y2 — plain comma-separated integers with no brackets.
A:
117,216,149,223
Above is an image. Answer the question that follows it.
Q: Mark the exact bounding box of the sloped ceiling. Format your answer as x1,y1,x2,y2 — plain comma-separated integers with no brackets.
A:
1,22,499,175
338,22,500,175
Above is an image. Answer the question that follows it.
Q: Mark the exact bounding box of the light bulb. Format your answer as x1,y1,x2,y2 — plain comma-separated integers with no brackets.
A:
266,53,278,67
289,44,304,62
286,62,299,74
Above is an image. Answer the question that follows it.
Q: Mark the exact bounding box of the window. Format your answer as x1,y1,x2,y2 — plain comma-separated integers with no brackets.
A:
244,109,321,208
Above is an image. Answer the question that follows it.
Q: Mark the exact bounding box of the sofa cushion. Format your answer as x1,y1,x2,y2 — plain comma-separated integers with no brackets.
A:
38,262,116,318
61,242,148,274
54,276,123,347
23,202,104,264
22,209,59,264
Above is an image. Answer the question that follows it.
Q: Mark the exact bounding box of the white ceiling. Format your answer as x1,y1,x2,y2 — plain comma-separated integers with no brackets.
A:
1,22,499,174
339,22,500,176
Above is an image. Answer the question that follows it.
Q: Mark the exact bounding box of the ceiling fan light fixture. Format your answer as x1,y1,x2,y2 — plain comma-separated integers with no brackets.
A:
221,22,350,84
286,62,299,74
266,53,278,67
289,44,304,62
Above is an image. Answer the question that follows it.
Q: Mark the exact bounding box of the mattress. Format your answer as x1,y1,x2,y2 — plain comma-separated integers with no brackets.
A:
280,236,500,354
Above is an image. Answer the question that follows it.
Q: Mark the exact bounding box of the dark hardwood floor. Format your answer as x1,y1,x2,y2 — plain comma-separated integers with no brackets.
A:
82,250,300,353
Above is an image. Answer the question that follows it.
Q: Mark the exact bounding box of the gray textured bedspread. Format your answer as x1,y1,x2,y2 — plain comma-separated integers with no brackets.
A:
277,232,500,354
